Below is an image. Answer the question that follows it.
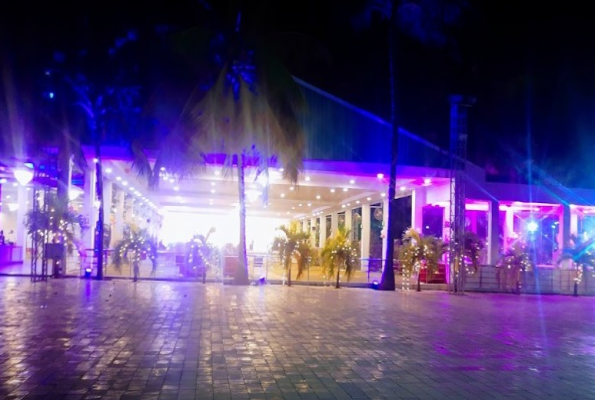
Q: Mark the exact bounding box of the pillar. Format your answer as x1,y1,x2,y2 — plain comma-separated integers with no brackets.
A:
561,204,571,250
309,218,316,247
411,188,427,233
331,212,339,236
487,200,500,265
112,188,124,247
319,215,327,248
82,166,97,250
381,198,389,265
360,204,371,269
570,207,578,236
345,208,352,231
15,185,28,260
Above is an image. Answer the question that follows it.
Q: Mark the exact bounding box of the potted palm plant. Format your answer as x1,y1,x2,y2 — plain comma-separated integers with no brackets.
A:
497,242,533,293
320,226,358,288
25,195,86,277
398,228,447,292
112,224,158,281
557,235,595,296
187,227,219,283
272,222,312,286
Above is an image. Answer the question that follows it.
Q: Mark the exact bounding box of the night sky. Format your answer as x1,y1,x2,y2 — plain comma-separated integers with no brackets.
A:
2,1,595,186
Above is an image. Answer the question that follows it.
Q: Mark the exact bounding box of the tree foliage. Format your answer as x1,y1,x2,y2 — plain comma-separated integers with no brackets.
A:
321,226,359,288
112,224,158,272
272,221,312,283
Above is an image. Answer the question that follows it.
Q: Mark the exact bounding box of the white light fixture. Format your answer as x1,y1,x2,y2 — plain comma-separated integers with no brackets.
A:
307,203,312,207
367,197,372,201
214,170,221,176
7,203,18,212
423,178,432,186
316,195,321,200
298,204,303,207
122,181,128,186
289,186,294,191
174,186,179,191
169,178,174,183
116,176,122,181
0,178,6,184
105,168,112,174
381,193,386,197
305,176,311,182
211,182,216,186
13,168,34,186
5,195,10,199
93,158,99,163
400,186,406,191
330,188,335,193
94,200,101,208
280,193,285,198
343,188,348,192
356,200,360,204
377,173,384,179
210,189,215,194
341,205,346,208
349,179,355,184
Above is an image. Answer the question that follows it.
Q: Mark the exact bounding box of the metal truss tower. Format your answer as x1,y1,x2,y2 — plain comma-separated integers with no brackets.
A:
448,95,476,294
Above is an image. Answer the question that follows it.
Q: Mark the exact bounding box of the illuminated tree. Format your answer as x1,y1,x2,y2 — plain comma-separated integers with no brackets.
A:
398,228,447,291
112,224,158,280
321,226,359,289
272,222,312,286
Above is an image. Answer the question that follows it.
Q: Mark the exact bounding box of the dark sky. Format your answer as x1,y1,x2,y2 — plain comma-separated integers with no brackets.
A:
2,1,595,186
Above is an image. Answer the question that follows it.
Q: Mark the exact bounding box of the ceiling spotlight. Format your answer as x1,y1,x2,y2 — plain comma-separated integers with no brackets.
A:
289,186,295,191
299,204,303,207
281,193,285,198
169,178,174,183
341,204,346,208
349,179,355,184
160,167,166,171
174,186,179,191
356,200,360,204
377,173,384,179
316,195,321,200
105,168,112,174
307,203,312,206
423,178,432,186
381,193,386,197
210,189,215,194
214,170,220,176
122,181,128,186
400,186,406,191
211,182,216,186
367,197,371,201
343,188,348,192
330,188,335,193
279,168,285,172
93,158,99,163
292,207,295,210
305,176,311,182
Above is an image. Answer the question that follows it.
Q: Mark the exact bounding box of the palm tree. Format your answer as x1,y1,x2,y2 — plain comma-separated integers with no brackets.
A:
497,242,533,293
272,222,312,286
112,224,158,280
321,226,359,289
398,228,447,291
187,227,218,283
156,7,307,286
355,0,468,291
557,235,595,296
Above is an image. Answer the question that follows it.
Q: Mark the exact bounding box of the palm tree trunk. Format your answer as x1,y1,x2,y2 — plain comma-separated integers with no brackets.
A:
417,267,422,292
95,143,104,280
287,262,292,287
335,266,341,289
234,154,250,285
379,1,398,291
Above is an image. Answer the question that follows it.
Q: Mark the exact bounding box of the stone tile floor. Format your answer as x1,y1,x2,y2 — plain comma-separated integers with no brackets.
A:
1,277,595,399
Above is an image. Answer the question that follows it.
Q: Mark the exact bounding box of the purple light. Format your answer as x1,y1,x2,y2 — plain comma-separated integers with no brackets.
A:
372,280,379,286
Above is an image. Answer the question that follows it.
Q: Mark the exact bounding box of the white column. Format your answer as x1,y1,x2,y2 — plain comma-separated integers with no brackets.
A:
15,185,28,260
382,198,389,264
411,188,426,232
82,166,97,250
112,188,124,246
331,212,339,236
345,208,352,231
361,204,371,269
570,208,578,236
487,200,500,265
309,218,316,247
319,215,327,248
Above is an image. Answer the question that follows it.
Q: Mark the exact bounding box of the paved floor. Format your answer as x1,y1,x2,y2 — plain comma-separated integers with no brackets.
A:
1,278,595,400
